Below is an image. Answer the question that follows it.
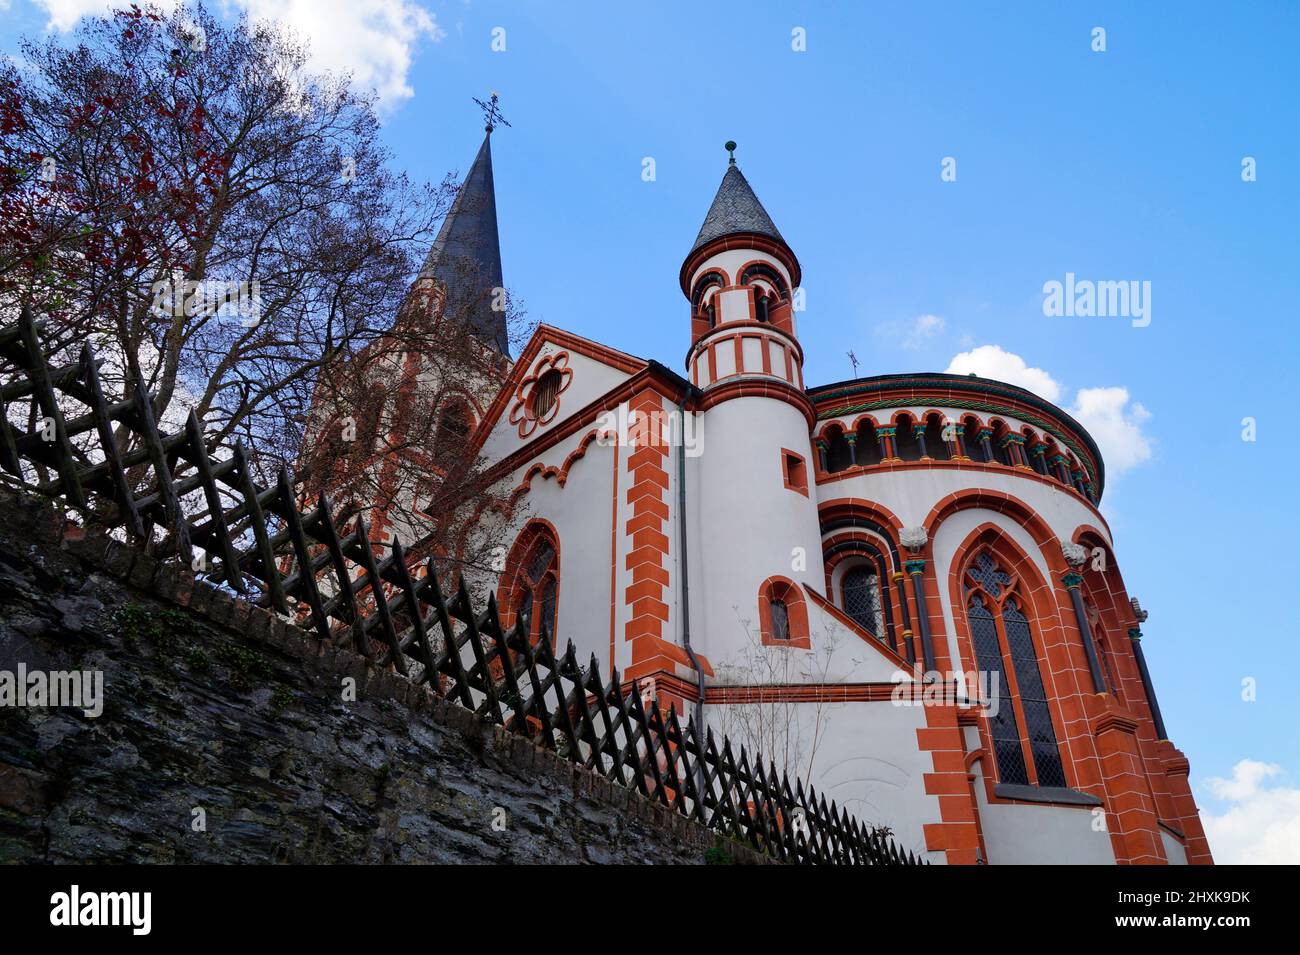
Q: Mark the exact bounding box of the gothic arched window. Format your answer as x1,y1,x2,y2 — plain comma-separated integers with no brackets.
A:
964,551,1067,789
842,565,884,638
505,525,560,645
433,400,471,465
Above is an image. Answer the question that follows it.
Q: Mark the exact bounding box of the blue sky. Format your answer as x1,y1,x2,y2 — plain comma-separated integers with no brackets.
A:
5,0,1298,861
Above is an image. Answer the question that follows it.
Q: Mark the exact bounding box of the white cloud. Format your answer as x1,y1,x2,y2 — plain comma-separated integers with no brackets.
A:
944,345,1156,479
1201,760,1300,864
945,344,1063,403
233,0,444,108
1068,386,1152,476
874,313,947,351
34,0,170,32
33,0,443,109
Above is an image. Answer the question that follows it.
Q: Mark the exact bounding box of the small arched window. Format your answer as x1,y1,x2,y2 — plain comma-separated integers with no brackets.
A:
842,565,884,638
692,271,726,328
826,427,852,473
856,420,883,466
924,413,951,461
895,414,921,461
754,289,771,322
433,401,471,464
758,576,809,648
962,418,988,462
530,370,563,419
963,550,1067,789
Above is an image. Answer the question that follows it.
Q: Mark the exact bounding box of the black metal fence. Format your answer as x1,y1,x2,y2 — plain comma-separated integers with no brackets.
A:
0,307,923,865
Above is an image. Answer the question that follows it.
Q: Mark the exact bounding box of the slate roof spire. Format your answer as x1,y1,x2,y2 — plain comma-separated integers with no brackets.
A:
689,141,787,255
417,126,510,356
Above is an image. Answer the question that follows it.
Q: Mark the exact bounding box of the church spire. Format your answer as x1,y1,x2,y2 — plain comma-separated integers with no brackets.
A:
416,110,509,356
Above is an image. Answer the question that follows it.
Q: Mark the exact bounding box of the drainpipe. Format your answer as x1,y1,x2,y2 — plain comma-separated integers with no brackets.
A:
675,385,707,736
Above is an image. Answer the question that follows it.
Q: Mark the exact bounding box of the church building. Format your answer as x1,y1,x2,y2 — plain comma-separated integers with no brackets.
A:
356,121,1213,865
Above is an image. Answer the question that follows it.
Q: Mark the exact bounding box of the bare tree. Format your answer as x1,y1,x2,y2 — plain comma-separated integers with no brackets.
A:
713,609,858,786
1,3,528,582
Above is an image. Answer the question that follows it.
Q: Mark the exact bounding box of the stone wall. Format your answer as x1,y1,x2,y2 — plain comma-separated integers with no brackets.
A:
0,490,763,865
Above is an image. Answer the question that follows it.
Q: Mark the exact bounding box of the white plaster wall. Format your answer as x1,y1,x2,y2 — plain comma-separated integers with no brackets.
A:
694,396,825,667
500,437,617,669
704,698,944,863
972,755,1116,864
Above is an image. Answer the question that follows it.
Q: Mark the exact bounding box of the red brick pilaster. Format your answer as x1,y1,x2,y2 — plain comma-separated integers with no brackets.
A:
918,703,982,864
1093,707,1167,864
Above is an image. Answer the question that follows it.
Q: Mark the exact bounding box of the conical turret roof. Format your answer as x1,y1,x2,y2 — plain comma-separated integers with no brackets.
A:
689,163,786,254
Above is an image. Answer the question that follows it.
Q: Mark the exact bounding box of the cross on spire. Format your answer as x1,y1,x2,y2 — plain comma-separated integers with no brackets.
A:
473,91,511,133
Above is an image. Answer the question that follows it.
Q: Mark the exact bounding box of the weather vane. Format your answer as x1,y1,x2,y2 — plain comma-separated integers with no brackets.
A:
848,349,860,376
473,92,511,133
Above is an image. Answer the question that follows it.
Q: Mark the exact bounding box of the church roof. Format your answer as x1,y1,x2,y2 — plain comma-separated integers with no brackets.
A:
690,163,786,254
418,132,510,356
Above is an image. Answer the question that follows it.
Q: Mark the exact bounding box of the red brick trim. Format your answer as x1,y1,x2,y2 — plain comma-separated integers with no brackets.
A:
624,389,672,671
680,233,802,296
781,447,809,496
698,377,816,429
803,585,914,671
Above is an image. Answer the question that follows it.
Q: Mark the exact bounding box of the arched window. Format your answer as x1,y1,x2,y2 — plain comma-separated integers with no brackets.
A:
842,565,884,638
962,418,987,462
825,426,852,473
739,262,788,299
432,400,471,465
924,413,951,461
692,271,725,328
504,524,560,645
963,551,1067,789
758,576,809,648
895,414,921,461
855,420,883,466
754,288,771,322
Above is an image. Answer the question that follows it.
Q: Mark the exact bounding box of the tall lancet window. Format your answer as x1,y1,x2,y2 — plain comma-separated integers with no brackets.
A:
964,551,1067,789
505,524,560,645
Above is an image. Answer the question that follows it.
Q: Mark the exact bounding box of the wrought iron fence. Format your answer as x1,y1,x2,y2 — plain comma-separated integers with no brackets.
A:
0,307,923,865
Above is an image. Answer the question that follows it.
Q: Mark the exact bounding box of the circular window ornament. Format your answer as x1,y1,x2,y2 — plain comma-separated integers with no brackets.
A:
509,351,573,437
